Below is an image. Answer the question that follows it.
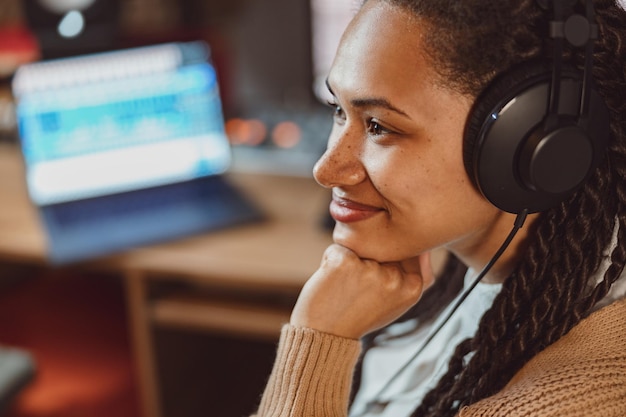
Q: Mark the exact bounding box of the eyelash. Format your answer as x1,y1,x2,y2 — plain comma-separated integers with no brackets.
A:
326,100,392,136
326,100,345,121
367,121,389,136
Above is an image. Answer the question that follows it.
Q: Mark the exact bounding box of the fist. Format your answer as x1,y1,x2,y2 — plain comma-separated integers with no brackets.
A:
290,244,433,339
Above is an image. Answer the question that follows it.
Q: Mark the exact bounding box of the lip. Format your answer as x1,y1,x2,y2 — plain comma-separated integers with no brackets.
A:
329,194,384,223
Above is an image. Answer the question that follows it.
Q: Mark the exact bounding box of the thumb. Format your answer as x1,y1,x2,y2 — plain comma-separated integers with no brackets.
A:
399,251,434,288
418,251,435,289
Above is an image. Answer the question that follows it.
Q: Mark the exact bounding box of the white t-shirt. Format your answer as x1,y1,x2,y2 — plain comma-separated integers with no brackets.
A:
349,269,501,417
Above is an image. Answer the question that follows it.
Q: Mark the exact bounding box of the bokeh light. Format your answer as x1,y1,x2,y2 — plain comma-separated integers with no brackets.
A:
225,118,267,146
271,121,301,149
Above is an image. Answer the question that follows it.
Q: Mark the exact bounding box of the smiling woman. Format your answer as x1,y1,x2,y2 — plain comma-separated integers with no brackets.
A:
248,0,626,416
316,10,503,268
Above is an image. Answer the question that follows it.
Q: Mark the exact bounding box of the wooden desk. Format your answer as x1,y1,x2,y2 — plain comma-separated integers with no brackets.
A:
0,143,333,417
0,144,48,263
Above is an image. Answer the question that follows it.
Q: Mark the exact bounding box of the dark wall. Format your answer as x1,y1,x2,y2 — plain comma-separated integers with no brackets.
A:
218,0,315,115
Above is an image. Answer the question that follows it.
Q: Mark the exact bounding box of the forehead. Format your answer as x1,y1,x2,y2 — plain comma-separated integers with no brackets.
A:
328,1,438,99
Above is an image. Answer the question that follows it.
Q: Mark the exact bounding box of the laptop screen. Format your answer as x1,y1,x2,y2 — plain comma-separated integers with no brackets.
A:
11,41,232,206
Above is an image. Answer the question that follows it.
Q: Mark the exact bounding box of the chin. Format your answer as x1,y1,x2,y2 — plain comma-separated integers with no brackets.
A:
332,223,429,264
332,228,395,263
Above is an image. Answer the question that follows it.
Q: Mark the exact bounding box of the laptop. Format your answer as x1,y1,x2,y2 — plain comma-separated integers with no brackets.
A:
11,41,263,264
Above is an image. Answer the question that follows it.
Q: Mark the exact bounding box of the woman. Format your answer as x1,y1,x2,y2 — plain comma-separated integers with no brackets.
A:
253,0,626,416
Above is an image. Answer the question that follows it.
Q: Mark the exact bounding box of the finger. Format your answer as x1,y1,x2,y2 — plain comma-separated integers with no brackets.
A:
399,251,433,282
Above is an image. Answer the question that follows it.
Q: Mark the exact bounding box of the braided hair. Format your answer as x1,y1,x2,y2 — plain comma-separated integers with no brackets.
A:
363,1,626,416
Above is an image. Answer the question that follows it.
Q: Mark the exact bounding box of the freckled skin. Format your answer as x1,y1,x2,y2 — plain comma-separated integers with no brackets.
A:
313,0,536,278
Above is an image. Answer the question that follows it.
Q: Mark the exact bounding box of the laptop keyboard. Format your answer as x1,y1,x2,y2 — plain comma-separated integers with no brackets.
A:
47,176,260,228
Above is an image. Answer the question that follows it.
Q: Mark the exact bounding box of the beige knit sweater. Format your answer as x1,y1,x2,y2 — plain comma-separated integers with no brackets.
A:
253,298,626,417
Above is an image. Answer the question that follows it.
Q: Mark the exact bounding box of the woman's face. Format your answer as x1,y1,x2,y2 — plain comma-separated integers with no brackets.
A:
314,0,515,268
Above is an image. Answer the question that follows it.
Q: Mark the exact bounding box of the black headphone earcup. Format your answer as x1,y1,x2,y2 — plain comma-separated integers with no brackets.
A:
463,61,609,214
463,62,550,193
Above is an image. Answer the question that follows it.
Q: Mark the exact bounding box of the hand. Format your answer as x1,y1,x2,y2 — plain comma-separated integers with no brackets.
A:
290,244,434,339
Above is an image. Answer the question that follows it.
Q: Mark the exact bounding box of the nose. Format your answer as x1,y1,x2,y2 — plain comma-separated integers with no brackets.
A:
313,125,366,188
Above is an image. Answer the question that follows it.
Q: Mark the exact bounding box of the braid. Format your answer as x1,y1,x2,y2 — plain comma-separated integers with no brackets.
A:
363,1,626,416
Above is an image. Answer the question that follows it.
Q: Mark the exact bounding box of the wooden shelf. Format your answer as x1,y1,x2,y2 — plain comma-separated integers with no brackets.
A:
151,294,291,341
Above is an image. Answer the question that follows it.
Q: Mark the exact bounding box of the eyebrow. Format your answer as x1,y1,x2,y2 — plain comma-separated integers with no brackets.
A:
326,79,412,119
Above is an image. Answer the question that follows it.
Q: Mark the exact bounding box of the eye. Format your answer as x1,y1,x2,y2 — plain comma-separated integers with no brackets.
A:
326,100,346,122
367,119,391,136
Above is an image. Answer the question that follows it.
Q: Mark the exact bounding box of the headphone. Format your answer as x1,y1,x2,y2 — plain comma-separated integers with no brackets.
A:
463,0,611,214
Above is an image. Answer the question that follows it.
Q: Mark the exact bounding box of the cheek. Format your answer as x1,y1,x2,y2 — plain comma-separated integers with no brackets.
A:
376,151,490,229
383,149,470,205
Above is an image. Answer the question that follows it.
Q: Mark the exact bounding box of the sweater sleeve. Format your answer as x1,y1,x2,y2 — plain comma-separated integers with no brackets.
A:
253,324,362,417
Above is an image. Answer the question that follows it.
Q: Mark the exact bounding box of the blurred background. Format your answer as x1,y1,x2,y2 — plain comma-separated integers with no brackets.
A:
0,0,357,416
0,0,360,174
